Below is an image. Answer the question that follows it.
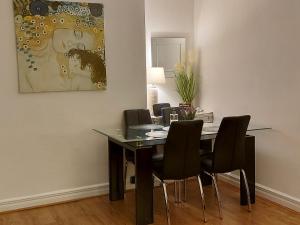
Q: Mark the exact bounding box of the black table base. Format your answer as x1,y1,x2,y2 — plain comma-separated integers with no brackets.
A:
135,148,154,224
108,139,155,225
109,141,124,201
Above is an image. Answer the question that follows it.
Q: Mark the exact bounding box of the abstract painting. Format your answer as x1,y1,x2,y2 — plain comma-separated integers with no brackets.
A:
13,0,106,93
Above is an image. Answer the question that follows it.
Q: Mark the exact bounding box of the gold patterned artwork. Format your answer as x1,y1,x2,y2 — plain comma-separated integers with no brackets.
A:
13,0,106,93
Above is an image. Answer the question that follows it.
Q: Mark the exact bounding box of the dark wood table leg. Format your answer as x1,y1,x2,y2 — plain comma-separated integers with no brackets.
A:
240,135,255,205
108,140,124,201
135,148,154,225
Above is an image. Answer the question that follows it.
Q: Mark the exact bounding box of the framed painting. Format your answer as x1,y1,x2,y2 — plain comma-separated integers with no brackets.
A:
13,0,106,93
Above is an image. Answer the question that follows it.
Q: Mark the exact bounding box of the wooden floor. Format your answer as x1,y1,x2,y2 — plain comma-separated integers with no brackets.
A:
0,180,299,225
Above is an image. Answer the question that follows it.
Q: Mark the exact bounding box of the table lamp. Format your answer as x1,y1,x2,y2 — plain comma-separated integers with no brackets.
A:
147,67,166,106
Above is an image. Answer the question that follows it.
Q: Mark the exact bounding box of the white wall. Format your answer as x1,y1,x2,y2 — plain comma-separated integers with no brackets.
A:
145,0,195,107
195,0,300,201
0,0,146,203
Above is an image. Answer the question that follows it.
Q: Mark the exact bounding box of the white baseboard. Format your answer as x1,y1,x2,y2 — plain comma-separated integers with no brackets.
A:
1,176,299,214
0,183,109,213
219,173,300,212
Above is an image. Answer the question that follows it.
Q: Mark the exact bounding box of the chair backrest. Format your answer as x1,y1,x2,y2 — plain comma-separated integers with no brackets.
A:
162,120,204,180
161,107,185,126
212,115,251,173
153,103,171,117
124,109,152,127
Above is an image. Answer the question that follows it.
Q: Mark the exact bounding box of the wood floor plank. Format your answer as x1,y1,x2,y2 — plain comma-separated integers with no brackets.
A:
0,180,299,225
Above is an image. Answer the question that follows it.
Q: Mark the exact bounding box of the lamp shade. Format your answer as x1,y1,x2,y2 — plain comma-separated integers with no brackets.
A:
147,67,166,84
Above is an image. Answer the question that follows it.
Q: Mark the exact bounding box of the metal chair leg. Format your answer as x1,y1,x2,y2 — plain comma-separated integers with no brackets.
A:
174,181,178,203
241,169,252,212
212,173,217,197
214,173,218,183
211,174,223,219
197,176,207,223
174,181,181,203
178,181,181,203
182,179,187,202
162,182,171,225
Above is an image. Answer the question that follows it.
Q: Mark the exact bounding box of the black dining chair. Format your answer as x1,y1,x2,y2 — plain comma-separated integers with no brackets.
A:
201,115,252,219
152,120,207,224
124,109,152,127
123,109,162,187
153,103,171,117
161,107,185,126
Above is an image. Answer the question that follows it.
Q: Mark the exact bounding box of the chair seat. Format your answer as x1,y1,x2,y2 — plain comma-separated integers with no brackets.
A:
201,158,213,172
199,149,212,157
153,149,210,180
152,151,165,180
152,157,164,180
152,152,164,161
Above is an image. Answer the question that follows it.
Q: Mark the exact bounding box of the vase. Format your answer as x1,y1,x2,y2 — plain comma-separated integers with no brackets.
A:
179,103,196,120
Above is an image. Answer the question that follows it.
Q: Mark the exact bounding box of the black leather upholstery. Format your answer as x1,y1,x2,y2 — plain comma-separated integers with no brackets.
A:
201,115,251,173
124,109,152,127
153,103,171,117
153,120,204,180
123,109,162,162
161,107,185,126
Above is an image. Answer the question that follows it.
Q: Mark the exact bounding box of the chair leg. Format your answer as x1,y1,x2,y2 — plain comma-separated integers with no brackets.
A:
212,173,217,197
214,173,218,182
182,179,187,202
178,181,181,203
162,182,171,225
211,174,223,219
241,169,252,212
197,176,207,223
174,181,181,203
174,181,177,202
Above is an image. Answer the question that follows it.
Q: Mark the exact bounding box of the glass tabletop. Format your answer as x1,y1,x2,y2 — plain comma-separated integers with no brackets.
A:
93,123,271,147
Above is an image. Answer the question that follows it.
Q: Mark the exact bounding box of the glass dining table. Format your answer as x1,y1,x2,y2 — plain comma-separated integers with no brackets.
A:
93,122,270,225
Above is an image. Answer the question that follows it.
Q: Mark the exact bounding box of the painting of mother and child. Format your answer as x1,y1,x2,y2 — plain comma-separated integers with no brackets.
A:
13,0,106,93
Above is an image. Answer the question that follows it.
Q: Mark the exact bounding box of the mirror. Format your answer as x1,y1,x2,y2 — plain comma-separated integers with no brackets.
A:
151,37,186,78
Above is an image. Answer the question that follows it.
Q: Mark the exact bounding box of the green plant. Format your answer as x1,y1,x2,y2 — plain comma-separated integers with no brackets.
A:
175,64,197,105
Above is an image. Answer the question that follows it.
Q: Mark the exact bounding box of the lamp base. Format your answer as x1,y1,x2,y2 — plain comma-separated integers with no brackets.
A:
147,85,158,112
